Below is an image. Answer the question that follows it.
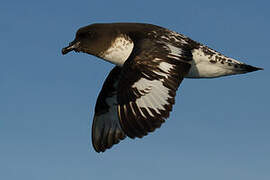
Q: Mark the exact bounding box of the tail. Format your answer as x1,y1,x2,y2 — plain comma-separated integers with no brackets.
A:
231,62,263,76
237,64,263,73
186,46,263,78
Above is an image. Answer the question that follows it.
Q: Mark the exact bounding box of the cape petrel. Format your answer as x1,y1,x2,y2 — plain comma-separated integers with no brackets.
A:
62,23,262,152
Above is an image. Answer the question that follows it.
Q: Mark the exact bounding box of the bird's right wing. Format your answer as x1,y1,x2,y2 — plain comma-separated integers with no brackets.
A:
117,39,192,139
92,39,193,152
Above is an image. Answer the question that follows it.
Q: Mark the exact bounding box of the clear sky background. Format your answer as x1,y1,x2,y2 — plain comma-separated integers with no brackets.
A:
1,0,269,179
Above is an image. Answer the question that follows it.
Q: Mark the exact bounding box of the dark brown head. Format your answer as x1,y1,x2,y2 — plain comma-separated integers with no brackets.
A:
62,24,118,56
61,23,162,58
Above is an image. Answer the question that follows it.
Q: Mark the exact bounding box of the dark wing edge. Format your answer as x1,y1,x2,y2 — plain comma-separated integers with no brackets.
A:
117,39,192,139
92,66,126,153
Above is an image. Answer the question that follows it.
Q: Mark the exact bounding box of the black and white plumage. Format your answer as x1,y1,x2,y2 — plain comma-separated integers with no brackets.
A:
62,23,262,152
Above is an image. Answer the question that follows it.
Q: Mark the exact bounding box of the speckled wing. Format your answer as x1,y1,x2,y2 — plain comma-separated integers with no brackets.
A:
117,39,192,138
92,66,126,152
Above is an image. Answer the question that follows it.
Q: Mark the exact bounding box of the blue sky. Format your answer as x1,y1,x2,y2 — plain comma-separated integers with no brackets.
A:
1,0,269,179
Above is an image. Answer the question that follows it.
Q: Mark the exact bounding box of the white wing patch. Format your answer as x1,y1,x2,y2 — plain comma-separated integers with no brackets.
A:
100,35,134,66
167,44,183,57
159,61,174,73
132,78,171,116
165,44,185,61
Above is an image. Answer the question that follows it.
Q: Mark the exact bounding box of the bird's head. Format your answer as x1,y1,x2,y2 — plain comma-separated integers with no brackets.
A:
62,24,115,57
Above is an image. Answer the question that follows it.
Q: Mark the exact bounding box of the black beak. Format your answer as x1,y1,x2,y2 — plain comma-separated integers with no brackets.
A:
62,41,80,55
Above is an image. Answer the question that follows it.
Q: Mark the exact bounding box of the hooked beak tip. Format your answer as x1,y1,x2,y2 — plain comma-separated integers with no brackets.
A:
62,46,71,55
61,41,80,55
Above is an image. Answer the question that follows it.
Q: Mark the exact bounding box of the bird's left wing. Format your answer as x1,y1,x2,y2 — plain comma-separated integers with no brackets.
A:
92,66,126,152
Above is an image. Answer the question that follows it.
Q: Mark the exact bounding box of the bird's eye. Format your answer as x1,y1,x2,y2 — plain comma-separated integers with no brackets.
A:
88,32,95,38
79,33,87,38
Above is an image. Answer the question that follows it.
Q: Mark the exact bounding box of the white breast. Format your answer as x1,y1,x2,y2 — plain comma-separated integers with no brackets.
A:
100,35,134,66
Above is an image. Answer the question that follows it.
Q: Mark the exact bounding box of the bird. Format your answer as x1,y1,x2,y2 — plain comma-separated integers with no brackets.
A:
62,22,262,153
